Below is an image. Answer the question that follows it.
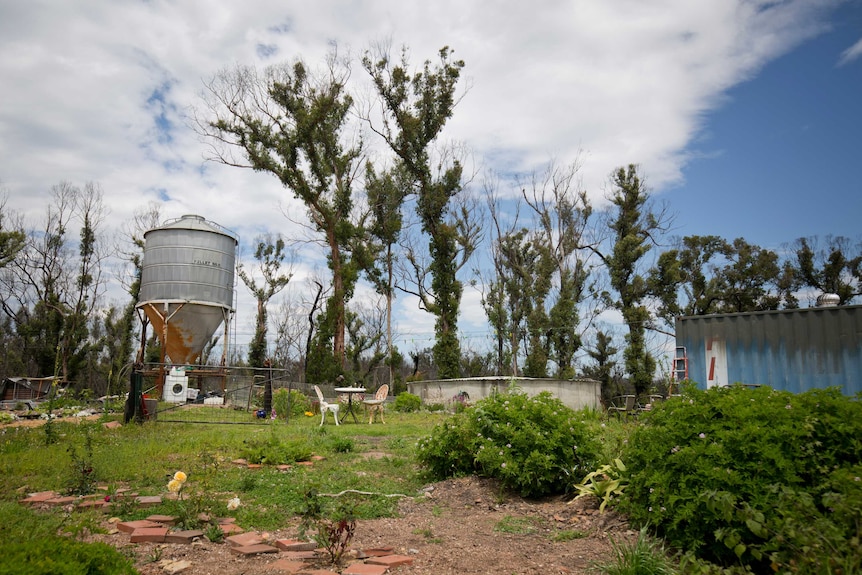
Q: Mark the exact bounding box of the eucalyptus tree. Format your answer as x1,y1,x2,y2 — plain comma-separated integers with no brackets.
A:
592,165,669,397
103,202,161,391
650,234,796,332
197,55,363,382
238,235,294,368
520,161,593,379
0,194,25,270
650,235,731,329
362,46,476,379
481,181,524,375
709,237,790,313
791,235,861,305
364,162,410,384
6,182,107,385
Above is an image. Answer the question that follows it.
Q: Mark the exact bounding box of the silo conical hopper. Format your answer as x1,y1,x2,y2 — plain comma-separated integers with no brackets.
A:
136,214,238,365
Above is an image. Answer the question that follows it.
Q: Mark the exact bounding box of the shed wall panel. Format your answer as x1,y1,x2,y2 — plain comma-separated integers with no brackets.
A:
676,306,862,395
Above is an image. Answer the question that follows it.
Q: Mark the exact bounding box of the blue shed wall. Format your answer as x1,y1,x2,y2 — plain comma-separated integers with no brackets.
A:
675,305,862,394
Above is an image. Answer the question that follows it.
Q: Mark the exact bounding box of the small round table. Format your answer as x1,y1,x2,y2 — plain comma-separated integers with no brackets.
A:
334,387,366,423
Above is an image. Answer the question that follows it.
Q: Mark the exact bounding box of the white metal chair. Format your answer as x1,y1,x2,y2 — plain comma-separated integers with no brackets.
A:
313,385,340,426
363,384,389,424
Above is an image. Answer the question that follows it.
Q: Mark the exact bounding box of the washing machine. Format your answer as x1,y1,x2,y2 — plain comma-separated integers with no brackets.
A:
163,368,189,403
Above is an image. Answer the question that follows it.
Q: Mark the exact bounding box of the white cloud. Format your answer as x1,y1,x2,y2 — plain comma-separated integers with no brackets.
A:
838,37,862,66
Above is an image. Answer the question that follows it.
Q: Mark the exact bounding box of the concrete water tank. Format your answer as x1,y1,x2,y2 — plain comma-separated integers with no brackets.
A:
137,214,238,365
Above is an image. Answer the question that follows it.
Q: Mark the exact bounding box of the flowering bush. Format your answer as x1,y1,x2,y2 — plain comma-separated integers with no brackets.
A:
621,385,862,572
416,390,599,497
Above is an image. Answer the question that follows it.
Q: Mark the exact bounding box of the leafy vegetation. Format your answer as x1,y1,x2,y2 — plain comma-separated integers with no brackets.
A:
589,526,677,575
0,536,138,575
620,385,862,573
393,392,422,412
416,388,599,497
572,458,628,512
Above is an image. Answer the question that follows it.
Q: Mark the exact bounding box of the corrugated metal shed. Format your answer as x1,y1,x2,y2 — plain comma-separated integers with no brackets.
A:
675,305,862,395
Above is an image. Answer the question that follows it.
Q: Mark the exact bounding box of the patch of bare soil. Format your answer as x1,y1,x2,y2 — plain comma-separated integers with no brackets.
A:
82,476,634,575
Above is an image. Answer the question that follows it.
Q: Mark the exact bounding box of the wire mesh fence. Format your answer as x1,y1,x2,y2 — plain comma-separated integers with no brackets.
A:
141,365,353,425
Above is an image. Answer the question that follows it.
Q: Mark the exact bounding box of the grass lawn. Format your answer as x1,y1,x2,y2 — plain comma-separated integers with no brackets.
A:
0,409,457,533
0,403,627,545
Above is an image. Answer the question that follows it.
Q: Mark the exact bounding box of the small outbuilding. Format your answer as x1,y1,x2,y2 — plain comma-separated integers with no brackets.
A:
675,301,862,395
1,377,56,402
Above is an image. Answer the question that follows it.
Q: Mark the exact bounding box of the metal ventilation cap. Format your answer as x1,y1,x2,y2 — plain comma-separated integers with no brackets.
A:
816,293,840,307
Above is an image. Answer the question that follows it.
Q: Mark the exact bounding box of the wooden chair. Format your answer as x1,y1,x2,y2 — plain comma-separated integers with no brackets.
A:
363,384,389,424
313,385,340,426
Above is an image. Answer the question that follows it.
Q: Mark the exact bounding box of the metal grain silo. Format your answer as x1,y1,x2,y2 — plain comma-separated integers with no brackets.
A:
136,214,238,366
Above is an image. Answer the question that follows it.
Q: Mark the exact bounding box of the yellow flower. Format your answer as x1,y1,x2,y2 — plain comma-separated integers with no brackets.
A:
304,411,314,417
167,479,182,493
173,471,187,483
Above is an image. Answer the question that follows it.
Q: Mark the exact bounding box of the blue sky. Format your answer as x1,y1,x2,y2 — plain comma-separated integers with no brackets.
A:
1,1,860,360
668,2,862,250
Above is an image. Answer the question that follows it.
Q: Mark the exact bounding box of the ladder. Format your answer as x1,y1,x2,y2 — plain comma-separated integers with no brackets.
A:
671,346,688,394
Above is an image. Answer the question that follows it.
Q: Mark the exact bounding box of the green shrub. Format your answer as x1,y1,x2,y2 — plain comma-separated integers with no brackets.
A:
620,385,862,572
416,390,599,497
240,436,313,464
0,536,138,575
272,388,311,419
393,392,422,413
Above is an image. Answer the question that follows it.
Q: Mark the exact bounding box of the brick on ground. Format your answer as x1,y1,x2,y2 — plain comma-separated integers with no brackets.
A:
275,539,317,552
117,519,161,533
164,530,205,544
229,544,279,556
130,526,169,543
366,555,414,568
341,562,389,575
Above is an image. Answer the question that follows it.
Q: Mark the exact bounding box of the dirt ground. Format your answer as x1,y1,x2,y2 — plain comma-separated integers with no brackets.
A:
5,416,634,574
79,476,633,575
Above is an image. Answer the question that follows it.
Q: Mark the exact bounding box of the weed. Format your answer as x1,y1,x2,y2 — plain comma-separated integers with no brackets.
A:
299,490,357,565
412,526,441,543
589,526,676,575
394,393,422,412
552,529,588,542
204,522,224,543
330,436,354,453
66,426,97,495
144,545,164,563
60,509,107,540
493,515,541,535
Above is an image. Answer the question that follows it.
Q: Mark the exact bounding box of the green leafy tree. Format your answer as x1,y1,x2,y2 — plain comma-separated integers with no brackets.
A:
581,329,620,405
364,163,410,385
792,235,861,305
104,203,161,393
199,55,363,381
713,237,786,312
8,183,106,385
651,234,797,330
363,45,475,379
238,235,293,368
594,165,667,398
